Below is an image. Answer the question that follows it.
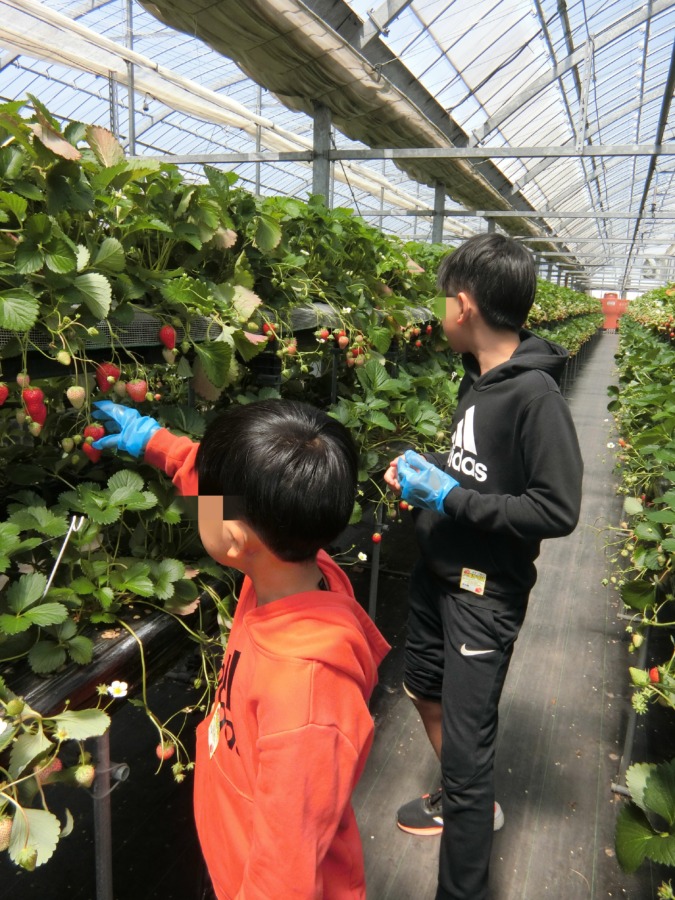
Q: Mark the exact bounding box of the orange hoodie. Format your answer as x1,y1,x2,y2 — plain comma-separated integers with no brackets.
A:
144,428,390,899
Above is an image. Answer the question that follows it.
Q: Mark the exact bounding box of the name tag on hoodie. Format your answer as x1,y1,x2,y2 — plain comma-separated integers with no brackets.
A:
460,567,487,596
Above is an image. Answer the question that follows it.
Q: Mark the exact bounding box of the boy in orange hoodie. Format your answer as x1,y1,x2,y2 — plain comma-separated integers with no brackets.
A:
93,398,390,900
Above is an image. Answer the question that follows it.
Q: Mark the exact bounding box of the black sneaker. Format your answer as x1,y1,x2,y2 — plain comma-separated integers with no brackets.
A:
396,790,505,835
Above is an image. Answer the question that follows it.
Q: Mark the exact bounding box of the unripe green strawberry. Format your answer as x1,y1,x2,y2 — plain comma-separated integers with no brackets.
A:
66,385,86,410
56,350,71,366
113,380,128,398
61,437,75,453
15,409,26,425
5,697,24,716
74,763,96,788
27,421,42,437
162,348,177,365
18,847,37,871
16,373,30,388
0,815,12,852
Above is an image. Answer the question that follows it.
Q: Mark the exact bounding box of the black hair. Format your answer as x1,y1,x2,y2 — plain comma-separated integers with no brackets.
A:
195,399,358,563
436,233,537,331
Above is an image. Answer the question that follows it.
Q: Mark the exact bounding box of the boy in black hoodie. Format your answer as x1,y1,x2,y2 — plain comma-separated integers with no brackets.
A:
384,233,583,900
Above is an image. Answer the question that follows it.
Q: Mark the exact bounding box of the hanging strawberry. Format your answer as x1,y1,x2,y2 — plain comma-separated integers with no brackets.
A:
0,383,8,406
66,385,86,410
126,379,149,403
95,363,121,393
158,324,177,351
22,387,47,425
82,424,105,463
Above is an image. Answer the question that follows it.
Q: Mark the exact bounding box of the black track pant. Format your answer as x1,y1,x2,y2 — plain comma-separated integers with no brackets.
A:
404,564,528,900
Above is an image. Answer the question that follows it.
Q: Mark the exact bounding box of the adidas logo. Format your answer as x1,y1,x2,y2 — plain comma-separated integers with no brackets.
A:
450,406,487,482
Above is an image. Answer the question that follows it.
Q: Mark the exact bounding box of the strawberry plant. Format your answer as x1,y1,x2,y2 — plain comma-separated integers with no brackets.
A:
0,97,603,873
608,298,675,895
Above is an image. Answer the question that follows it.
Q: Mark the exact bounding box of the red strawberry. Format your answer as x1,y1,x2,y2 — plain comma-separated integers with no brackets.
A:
126,379,148,403
34,756,63,784
95,363,121,393
649,667,660,684
66,385,86,410
0,383,8,405
82,444,102,463
372,532,382,543
338,335,349,349
22,387,44,415
83,424,105,443
318,328,330,341
22,388,47,425
155,743,175,761
0,815,12,852
158,324,176,350
74,764,96,788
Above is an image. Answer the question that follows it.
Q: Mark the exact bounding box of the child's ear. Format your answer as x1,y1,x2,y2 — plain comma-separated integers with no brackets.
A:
456,291,475,324
222,520,262,560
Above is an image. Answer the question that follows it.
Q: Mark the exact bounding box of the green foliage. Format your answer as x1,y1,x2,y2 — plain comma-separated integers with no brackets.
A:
0,97,605,874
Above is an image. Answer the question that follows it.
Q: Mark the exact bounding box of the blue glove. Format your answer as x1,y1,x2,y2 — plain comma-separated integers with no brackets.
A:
91,400,161,458
397,449,458,514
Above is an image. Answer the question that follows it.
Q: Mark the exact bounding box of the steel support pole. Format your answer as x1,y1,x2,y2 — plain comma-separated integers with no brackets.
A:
312,102,332,201
125,0,136,155
93,732,114,900
431,182,445,244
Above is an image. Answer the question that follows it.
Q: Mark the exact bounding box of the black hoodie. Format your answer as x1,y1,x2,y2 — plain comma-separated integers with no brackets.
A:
414,330,583,598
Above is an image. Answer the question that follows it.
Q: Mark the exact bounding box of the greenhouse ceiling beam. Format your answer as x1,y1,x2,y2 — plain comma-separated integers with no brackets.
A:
146,144,675,165
620,34,675,293
337,208,675,220
469,0,672,145
359,0,415,46
147,0,556,245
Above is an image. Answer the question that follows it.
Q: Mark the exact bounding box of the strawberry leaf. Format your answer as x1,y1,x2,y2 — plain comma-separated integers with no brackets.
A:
49,708,110,741
6,573,47,613
252,213,282,252
615,803,653,873
193,341,233,389
93,237,125,273
28,640,67,674
0,288,40,331
66,635,94,665
23,603,68,628
72,272,112,319
8,730,52,778
15,242,44,274
8,808,61,868
85,124,125,167
45,238,77,274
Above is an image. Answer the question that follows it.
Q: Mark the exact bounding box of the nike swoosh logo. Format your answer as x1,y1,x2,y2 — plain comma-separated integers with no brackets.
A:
460,644,496,657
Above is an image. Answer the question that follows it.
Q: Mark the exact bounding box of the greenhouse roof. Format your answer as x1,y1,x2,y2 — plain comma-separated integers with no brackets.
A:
1,0,675,294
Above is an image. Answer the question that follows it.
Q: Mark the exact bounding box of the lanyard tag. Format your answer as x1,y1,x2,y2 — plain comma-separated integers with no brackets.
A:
460,567,487,596
208,707,220,758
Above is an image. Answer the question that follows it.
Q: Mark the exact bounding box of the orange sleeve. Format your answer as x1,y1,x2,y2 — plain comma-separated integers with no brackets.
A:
143,427,200,496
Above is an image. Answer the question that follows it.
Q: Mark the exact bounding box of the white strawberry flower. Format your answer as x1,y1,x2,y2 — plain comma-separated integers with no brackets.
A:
107,680,129,698
357,552,368,562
